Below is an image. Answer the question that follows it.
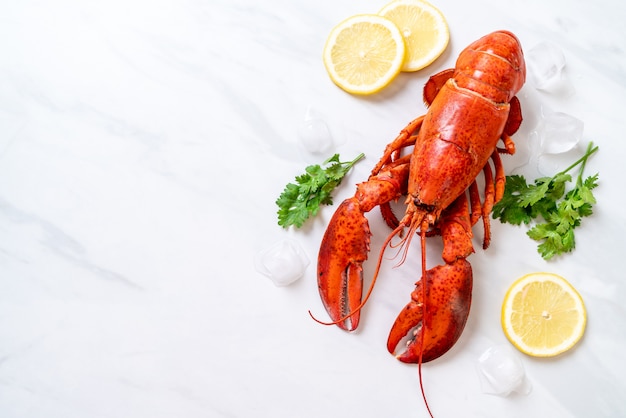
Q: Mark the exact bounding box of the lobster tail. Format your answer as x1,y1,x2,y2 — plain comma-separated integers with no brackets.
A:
455,30,526,103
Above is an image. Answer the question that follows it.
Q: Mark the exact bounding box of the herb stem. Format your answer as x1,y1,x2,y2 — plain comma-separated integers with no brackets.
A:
558,141,598,179
337,152,365,168
575,142,597,187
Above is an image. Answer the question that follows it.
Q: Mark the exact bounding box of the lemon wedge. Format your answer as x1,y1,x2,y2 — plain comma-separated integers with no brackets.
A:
501,272,587,357
379,0,449,72
323,14,406,95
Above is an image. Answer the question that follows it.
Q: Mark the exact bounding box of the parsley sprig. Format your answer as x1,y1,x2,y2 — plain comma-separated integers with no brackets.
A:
492,142,599,260
276,153,365,228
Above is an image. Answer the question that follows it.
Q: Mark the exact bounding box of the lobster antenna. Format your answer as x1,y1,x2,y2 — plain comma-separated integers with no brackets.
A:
396,215,422,267
418,218,435,418
387,208,424,268
387,227,412,266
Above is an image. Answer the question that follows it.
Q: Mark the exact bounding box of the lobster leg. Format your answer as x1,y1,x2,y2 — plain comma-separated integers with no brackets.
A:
370,116,424,177
318,163,410,331
468,180,482,227
387,193,474,363
378,155,412,230
503,96,523,137
481,162,495,249
482,145,516,248
423,68,455,106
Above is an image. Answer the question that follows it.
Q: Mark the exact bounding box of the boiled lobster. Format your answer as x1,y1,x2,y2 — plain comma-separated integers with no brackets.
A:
315,30,526,413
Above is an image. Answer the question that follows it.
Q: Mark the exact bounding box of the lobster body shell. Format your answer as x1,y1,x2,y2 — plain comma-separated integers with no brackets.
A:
410,30,525,212
409,79,511,210
316,31,526,370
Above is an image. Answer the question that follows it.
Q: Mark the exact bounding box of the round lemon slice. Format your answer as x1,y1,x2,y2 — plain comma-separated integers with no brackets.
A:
379,0,449,72
501,272,587,357
323,14,406,95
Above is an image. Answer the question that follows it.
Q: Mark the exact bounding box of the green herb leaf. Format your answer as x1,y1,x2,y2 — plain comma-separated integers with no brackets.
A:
276,153,365,228
493,142,599,260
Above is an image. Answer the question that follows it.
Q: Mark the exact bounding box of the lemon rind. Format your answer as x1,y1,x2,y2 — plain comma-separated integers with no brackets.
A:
322,14,406,95
501,272,587,357
378,0,449,72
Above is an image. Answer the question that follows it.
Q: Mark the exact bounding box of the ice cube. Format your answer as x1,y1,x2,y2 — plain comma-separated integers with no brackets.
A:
538,112,583,154
476,345,532,397
297,107,334,155
298,118,333,154
254,239,310,286
527,41,566,91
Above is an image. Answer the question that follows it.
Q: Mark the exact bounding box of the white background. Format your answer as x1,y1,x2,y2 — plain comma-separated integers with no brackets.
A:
1,0,624,417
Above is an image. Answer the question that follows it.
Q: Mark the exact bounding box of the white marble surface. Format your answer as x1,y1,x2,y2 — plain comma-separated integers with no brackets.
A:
1,0,625,417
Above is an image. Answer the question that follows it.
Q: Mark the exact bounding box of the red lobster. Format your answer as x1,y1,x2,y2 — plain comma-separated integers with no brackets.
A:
316,30,525,410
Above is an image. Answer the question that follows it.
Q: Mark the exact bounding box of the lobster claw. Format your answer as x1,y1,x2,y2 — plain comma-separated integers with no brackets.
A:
317,197,371,331
387,259,473,363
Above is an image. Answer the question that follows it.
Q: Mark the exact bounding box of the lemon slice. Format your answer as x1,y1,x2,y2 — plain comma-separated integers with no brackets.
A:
501,272,586,357
379,0,449,72
323,14,406,95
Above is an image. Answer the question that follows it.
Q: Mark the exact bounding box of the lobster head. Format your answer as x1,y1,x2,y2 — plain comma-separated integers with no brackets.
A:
455,30,526,103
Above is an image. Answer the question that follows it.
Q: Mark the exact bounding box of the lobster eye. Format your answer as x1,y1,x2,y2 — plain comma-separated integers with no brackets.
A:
414,198,436,213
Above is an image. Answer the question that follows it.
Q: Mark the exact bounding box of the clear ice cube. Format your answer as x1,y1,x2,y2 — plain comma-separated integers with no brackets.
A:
538,112,583,154
297,107,334,154
476,345,532,397
527,41,566,91
255,239,310,286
